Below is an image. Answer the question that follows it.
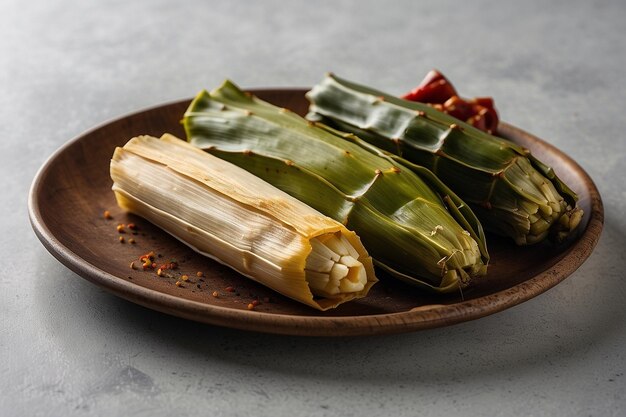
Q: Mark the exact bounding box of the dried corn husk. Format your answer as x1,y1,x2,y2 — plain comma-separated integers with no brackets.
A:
110,134,376,310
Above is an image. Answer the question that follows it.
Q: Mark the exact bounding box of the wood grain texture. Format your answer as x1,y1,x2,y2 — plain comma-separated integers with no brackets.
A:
28,90,604,336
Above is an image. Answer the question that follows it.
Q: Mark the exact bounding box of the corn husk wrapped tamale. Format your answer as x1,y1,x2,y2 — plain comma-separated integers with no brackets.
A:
110,134,377,310
183,81,489,293
306,73,583,245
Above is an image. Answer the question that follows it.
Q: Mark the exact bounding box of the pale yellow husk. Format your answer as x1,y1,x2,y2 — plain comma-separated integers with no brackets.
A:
110,134,377,310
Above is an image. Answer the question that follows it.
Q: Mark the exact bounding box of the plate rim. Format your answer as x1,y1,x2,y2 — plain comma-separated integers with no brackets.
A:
27,91,605,337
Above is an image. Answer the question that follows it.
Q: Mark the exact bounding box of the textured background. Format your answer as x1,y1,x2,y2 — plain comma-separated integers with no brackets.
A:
2,0,625,416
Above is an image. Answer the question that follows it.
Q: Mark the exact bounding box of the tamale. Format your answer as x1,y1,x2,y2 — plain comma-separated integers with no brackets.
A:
110,134,376,310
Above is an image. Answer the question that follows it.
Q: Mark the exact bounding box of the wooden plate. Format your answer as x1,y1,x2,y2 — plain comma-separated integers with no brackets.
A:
28,89,604,336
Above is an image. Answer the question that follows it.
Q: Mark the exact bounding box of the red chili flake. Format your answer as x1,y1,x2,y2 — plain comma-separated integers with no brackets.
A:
127,223,138,230
139,251,155,261
225,286,235,293
139,252,156,270
251,300,260,307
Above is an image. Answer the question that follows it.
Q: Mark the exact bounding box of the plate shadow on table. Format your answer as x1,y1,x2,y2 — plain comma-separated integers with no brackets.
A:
32,217,622,386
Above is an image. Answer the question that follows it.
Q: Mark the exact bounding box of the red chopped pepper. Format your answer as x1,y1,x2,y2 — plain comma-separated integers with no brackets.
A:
401,69,499,134
402,70,457,104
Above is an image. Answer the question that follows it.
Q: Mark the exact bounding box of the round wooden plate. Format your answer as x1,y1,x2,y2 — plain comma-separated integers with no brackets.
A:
28,89,603,336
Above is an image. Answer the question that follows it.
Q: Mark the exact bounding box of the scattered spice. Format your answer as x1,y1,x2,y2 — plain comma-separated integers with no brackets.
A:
158,261,178,271
140,251,156,270
127,223,137,230
103,210,112,220
116,224,126,233
122,238,252,303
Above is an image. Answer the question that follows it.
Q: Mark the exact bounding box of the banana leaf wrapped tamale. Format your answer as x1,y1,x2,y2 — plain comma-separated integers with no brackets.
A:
110,134,377,310
183,81,489,293
306,73,583,245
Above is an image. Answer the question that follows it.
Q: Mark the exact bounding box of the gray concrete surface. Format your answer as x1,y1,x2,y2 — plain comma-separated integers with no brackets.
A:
2,0,625,416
